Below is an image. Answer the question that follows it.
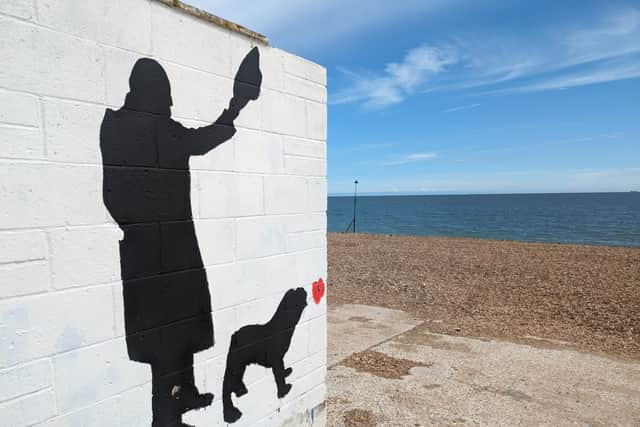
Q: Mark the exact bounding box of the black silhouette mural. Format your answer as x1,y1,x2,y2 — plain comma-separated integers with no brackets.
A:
223,288,308,423
100,48,261,427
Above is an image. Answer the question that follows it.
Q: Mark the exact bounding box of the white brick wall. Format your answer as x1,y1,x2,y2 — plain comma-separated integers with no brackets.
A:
0,1,327,426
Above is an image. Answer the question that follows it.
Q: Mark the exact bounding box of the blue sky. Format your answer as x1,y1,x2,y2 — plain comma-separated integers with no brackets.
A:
191,0,640,194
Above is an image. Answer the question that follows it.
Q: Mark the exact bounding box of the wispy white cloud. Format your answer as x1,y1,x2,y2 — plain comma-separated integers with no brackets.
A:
333,7,640,107
450,8,640,92
443,103,481,113
384,152,438,166
332,45,457,108
485,60,640,94
563,8,640,64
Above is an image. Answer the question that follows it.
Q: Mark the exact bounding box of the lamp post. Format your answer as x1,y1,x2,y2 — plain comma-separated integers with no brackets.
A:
352,180,358,233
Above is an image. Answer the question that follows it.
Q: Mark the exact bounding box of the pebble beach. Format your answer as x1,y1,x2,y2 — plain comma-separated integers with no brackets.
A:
328,232,640,359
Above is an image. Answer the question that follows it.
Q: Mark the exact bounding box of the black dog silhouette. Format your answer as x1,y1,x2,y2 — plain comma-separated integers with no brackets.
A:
100,48,261,427
223,288,308,423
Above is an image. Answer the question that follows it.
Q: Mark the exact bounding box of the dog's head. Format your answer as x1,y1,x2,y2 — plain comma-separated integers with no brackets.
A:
283,287,308,312
274,287,308,329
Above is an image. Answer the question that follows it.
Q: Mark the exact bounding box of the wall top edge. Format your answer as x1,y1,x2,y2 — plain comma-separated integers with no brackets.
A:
154,0,269,45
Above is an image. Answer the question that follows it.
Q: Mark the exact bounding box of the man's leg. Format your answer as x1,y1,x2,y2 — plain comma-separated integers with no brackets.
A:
151,362,182,427
176,353,213,414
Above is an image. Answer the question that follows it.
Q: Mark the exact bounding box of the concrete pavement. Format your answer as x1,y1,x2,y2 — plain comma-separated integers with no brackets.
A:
327,304,640,426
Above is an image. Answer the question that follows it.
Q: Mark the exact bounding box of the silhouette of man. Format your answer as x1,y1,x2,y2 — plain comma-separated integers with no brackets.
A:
100,48,261,427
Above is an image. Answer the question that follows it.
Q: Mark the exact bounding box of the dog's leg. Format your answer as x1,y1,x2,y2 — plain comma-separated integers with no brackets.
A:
272,359,292,398
234,364,248,397
222,365,243,423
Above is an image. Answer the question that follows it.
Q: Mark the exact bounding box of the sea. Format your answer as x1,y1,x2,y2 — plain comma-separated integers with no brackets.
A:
327,192,640,247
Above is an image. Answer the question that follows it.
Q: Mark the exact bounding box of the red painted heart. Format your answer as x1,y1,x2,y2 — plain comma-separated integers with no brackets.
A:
312,278,325,304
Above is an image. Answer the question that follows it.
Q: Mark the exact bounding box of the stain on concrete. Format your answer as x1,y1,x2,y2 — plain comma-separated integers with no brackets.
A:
424,383,442,390
327,396,351,405
396,325,473,353
390,341,419,353
343,408,376,427
340,350,432,379
348,316,371,323
475,385,533,402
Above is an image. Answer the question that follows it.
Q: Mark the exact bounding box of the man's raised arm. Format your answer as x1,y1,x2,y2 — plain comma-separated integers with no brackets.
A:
184,47,262,156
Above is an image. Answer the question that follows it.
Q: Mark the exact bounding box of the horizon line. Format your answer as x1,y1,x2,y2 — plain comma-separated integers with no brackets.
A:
328,190,639,197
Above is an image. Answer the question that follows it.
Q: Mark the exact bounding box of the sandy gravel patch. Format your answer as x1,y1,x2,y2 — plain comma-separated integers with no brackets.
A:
328,233,640,358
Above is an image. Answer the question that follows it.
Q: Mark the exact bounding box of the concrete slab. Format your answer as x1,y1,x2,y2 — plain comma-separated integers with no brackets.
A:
327,304,423,366
327,305,640,426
